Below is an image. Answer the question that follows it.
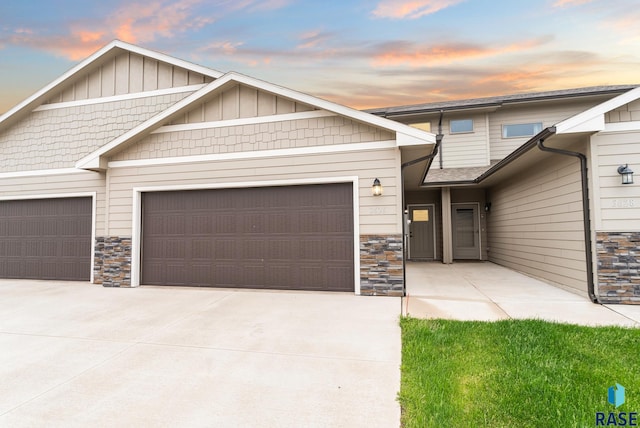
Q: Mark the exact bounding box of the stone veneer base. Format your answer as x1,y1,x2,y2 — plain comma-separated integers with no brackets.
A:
596,232,640,304
360,234,404,297
94,236,132,287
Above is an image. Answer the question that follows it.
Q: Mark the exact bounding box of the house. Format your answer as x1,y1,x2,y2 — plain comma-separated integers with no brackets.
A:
369,85,640,304
0,40,434,296
0,40,638,304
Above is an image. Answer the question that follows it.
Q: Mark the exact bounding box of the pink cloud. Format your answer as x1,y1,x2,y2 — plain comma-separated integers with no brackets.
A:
372,0,464,19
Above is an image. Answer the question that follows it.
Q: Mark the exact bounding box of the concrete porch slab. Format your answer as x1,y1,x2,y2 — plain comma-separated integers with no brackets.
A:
404,262,640,327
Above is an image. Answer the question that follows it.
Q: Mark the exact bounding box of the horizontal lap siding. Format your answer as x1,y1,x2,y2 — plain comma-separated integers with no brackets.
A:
0,171,105,233
438,114,488,168
592,130,640,231
487,154,587,293
106,148,401,237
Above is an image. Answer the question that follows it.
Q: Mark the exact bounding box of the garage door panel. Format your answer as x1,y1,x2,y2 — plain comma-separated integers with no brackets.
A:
142,183,354,291
0,197,91,281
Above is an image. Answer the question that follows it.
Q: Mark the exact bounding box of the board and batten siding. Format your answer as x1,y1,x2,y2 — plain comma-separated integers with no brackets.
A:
489,100,601,160
591,130,640,232
0,171,106,233
105,148,402,237
487,154,587,294
45,51,213,104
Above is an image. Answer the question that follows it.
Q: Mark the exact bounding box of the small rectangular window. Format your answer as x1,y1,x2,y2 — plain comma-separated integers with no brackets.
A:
502,122,543,138
409,122,431,132
450,119,473,134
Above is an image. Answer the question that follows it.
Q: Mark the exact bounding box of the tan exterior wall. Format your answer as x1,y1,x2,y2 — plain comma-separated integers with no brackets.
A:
105,148,402,237
45,52,212,104
110,116,394,162
435,113,489,168
487,153,587,293
489,100,600,160
171,84,316,125
0,92,192,171
590,130,640,232
0,171,106,233
605,100,640,123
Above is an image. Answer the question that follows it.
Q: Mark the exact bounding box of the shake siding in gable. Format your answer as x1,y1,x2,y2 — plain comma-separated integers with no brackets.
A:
106,148,401,237
109,116,394,162
487,153,587,293
0,92,193,171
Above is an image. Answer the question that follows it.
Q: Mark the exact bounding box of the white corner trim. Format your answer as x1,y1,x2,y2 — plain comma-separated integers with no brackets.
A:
108,140,398,169
130,176,361,294
34,85,205,112
0,168,94,179
601,121,640,134
152,110,337,134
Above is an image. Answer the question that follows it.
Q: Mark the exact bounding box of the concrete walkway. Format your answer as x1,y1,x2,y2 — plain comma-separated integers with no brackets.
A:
404,261,640,327
0,281,401,427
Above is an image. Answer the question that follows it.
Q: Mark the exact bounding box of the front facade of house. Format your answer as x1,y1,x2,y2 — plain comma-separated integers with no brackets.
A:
0,41,639,303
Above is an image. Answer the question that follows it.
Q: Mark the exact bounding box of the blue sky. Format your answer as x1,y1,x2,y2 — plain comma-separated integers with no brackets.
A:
1,0,639,113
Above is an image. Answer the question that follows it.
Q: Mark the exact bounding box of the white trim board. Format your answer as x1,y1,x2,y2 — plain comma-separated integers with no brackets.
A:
108,140,397,169
130,176,362,294
34,85,205,112
0,168,93,179
151,110,336,134
601,121,640,134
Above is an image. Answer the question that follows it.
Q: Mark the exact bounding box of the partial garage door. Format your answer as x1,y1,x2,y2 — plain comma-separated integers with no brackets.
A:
142,183,354,291
0,197,92,281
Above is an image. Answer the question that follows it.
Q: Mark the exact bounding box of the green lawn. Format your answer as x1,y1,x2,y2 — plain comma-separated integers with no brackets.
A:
399,318,640,428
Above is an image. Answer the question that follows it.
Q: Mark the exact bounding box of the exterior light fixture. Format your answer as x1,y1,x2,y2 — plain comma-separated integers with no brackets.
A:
372,178,383,196
484,202,491,212
617,164,634,185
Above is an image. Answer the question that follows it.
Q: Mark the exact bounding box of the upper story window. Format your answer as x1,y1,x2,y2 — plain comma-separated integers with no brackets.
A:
409,122,431,132
502,122,543,138
450,119,473,134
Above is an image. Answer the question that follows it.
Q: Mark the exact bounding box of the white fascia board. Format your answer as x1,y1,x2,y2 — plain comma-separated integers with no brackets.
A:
556,86,640,134
0,40,223,129
396,132,435,147
602,121,640,134
225,72,436,145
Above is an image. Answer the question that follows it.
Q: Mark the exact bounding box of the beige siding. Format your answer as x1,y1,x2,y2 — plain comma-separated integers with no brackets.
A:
110,116,394,161
106,149,401,237
487,154,587,293
605,100,640,123
172,83,319,125
0,171,106,234
0,92,192,171
436,114,488,168
591,130,640,231
489,100,601,160
44,52,213,104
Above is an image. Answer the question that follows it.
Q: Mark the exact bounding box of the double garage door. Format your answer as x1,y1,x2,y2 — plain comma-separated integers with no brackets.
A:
0,197,92,281
141,183,354,292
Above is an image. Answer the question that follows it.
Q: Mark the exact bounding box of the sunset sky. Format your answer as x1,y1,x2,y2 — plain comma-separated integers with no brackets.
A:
1,0,639,113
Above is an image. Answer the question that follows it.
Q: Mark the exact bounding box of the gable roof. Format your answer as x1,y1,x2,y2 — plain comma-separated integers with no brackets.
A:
76,71,436,170
367,85,639,117
0,40,223,130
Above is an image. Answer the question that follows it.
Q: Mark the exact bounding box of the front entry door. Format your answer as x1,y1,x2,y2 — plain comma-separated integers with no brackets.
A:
408,205,435,259
452,203,480,260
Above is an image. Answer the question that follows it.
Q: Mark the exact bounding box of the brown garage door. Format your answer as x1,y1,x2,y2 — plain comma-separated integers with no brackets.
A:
0,197,92,281
142,183,354,291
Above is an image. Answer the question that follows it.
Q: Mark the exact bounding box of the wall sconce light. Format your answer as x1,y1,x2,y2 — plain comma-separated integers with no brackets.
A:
617,164,634,185
372,178,383,196
484,202,492,212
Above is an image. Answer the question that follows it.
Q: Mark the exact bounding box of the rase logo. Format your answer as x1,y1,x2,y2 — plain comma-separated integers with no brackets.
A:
596,383,637,426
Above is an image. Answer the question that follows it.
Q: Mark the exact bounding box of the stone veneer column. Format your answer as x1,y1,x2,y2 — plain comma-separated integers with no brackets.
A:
94,237,132,287
596,232,640,304
360,235,404,296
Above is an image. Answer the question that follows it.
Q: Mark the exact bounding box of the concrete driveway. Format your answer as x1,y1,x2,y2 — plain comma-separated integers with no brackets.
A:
405,261,640,327
0,281,401,427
